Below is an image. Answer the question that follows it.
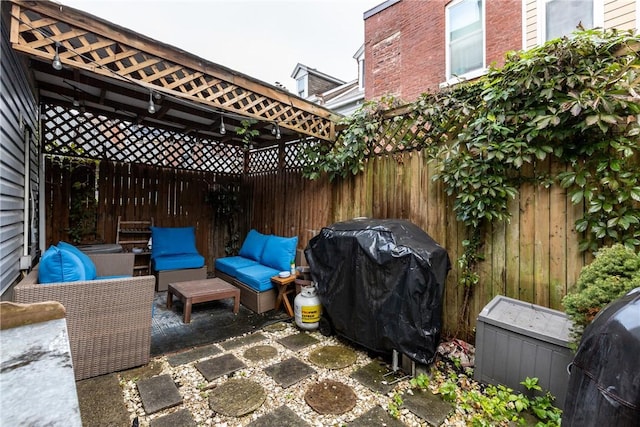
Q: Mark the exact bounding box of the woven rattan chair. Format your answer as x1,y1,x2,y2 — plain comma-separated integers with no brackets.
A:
14,253,156,380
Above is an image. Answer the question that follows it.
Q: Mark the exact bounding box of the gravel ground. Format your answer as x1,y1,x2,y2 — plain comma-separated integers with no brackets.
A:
117,322,498,426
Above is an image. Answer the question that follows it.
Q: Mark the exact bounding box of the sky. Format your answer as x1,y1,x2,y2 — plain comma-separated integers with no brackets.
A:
59,0,383,92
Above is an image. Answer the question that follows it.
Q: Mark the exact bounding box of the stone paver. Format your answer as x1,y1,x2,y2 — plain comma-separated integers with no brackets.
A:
304,379,356,415
208,379,266,417
348,406,406,427
264,357,316,388
308,345,357,369
149,408,196,427
76,373,130,427
220,332,267,350
243,345,279,362
262,321,289,332
137,374,183,415
247,405,311,427
403,389,454,427
195,353,246,381
350,360,394,395
277,332,320,351
167,344,222,366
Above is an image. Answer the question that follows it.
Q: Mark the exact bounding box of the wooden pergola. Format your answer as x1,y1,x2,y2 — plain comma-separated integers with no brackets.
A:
9,0,341,173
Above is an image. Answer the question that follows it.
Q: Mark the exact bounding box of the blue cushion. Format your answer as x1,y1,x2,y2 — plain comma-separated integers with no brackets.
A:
261,235,298,271
150,226,199,259
235,264,280,292
215,256,259,277
39,245,87,284
57,241,97,280
238,229,270,261
153,253,205,271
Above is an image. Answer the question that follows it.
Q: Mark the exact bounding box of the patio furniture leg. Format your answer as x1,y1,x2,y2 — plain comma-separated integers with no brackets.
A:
184,298,192,323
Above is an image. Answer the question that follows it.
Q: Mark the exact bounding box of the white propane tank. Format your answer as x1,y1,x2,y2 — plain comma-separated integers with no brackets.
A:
294,283,322,330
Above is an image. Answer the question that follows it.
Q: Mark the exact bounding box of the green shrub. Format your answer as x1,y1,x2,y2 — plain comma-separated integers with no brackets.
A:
562,244,640,347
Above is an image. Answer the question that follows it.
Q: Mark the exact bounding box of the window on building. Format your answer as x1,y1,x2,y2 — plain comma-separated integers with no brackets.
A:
447,0,484,79
544,0,594,40
297,76,307,98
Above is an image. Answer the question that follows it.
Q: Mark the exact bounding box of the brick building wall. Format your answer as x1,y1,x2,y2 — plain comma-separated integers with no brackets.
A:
365,0,522,102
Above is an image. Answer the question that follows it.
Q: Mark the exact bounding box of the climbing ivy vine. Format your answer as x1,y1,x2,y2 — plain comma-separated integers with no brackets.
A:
302,29,640,333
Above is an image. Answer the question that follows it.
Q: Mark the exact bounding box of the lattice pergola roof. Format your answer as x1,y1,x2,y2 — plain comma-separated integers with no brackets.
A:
8,0,341,151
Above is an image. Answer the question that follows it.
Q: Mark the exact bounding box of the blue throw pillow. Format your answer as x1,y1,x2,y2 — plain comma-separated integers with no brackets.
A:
238,229,270,261
39,245,87,284
261,235,298,272
57,241,97,280
150,226,199,258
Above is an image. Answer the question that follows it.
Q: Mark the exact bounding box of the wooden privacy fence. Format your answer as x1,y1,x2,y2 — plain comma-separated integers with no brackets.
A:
45,158,241,269
246,148,590,338
46,152,589,337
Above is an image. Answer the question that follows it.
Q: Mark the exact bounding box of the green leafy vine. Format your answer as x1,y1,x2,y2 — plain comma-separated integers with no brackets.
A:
301,29,640,334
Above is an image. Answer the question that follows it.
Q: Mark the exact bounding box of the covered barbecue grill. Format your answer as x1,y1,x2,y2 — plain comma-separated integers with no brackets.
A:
562,287,640,426
305,218,451,365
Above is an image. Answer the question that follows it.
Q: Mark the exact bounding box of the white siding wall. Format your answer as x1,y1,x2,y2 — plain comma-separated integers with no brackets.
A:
604,0,637,30
0,6,39,297
524,0,637,49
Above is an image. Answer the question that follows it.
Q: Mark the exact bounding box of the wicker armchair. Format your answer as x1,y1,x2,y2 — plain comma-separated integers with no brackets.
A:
13,253,156,380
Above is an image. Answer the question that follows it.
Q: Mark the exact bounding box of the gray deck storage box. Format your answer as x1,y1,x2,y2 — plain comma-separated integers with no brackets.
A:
474,295,573,409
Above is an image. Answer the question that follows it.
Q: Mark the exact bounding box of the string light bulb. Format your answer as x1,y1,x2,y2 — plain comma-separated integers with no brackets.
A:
219,116,226,135
275,123,281,140
52,42,63,71
147,90,156,114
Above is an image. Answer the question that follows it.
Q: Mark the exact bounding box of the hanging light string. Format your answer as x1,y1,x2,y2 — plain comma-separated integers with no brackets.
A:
11,10,312,136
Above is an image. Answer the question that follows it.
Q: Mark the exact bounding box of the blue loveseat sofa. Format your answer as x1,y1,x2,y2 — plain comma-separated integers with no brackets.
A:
215,229,297,313
151,226,206,291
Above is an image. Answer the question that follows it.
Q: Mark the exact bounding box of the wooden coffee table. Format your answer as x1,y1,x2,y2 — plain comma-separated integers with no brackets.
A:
167,278,240,323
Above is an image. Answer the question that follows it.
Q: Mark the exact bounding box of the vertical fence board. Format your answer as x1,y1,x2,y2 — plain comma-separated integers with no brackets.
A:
519,164,536,304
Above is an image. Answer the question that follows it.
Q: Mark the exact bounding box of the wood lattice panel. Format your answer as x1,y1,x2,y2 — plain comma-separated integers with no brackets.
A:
42,105,244,174
247,147,279,174
9,0,338,142
367,109,431,156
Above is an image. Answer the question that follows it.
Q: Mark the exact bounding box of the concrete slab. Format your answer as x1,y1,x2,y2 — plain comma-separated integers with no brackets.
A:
220,332,267,350
264,357,316,388
208,379,266,417
247,405,311,427
195,353,246,381
137,374,183,415
277,332,320,351
149,409,196,427
308,345,357,369
76,373,130,427
350,360,394,394
403,389,453,426
348,405,406,427
243,345,279,362
151,292,287,357
166,344,222,366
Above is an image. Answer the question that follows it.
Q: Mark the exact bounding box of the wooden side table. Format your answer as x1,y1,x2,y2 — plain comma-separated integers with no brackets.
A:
167,278,240,323
271,274,296,317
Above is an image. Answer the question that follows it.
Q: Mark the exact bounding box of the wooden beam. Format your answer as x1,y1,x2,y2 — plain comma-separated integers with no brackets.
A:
9,0,340,142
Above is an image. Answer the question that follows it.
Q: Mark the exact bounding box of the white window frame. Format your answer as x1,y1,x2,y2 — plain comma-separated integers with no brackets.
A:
296,75,307,98
536,0,604,45
443,0,487,87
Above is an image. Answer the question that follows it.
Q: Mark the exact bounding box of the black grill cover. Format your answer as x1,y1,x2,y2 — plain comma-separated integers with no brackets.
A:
562,287,640,426
305,219,451,364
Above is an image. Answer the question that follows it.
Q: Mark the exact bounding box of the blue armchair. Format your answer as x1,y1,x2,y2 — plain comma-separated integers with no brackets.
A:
151,226,206,291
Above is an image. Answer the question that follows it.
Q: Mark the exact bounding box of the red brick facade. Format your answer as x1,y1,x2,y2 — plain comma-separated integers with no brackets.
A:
364,0,522,102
